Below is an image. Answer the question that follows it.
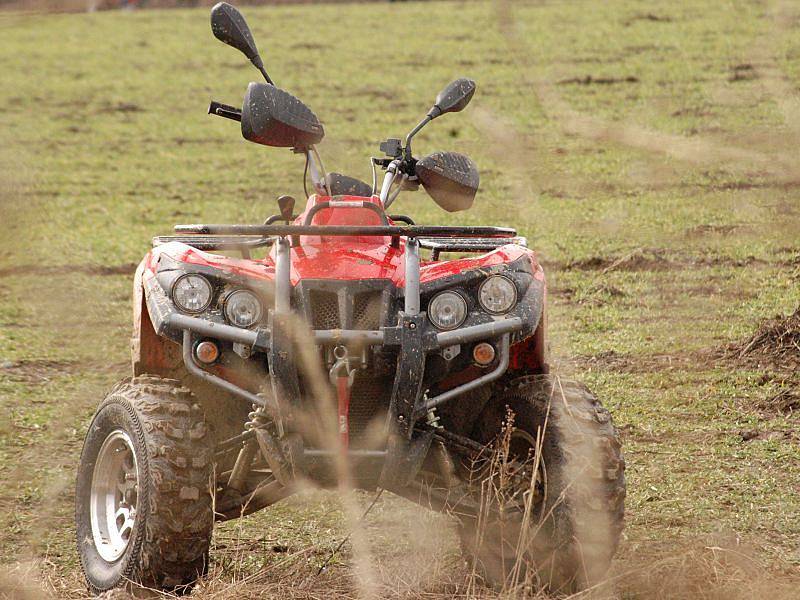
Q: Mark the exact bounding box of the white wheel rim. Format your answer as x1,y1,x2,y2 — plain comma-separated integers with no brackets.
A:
90,430,139,562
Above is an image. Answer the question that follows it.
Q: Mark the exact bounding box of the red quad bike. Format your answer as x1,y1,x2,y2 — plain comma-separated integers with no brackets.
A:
75,3,625,595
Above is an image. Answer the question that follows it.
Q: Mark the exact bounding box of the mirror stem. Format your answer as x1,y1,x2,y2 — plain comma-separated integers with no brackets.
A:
258,65,274,85
252,56,274,85
403,116,432,160
307,147,330,195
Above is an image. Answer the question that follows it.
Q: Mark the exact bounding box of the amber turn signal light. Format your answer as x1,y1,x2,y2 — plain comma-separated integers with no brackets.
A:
472,342,496,366
195,341,220,364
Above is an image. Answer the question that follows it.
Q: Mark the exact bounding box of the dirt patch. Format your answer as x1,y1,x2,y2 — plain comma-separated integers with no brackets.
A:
354,87,397,102
560,248,770,273
290,42,328,51
720,309,800,415
563,248,673,272
552,283,627,307
0,359,77,384
618,423,722,446
569,349,712,375
671,106,716,117
624,13,673,25
723,308,800,372
684,223,743,237
0,263,138,278
729,63,758,83
624,43,672,55
558,74,640,85
738,427,796,442
98,102,144,114
173,137,223,146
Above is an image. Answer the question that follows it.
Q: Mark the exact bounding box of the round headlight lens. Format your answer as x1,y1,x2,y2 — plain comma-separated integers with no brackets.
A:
224,289,263,328
172,274,213,313
428,291,468,330
478,275,517,314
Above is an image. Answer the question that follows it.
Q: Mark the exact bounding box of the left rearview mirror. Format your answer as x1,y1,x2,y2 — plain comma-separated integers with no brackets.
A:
211,2,260,62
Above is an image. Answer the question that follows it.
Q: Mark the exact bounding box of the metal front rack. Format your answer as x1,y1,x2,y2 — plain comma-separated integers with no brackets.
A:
419,236,528,260
153,235,274,251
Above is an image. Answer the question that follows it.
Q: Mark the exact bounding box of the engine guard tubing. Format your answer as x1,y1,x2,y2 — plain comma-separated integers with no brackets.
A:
182,330,294,484
174,317,523,426
181,330,268,410
167,311,523,353
422,333,510,412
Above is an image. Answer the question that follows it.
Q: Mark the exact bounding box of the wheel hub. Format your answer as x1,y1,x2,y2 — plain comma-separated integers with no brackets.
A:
90,430,139,562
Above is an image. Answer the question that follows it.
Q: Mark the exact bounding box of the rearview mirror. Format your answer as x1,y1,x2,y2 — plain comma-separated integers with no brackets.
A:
211,3,260,62
211,2,274,83
416,151,479,212
241,82,324,149
427,78,476,119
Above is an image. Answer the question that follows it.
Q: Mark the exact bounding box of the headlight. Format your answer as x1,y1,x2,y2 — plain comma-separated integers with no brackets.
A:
172,274,213,313
428,291,467,330
224,289,263,328
478,275,517,314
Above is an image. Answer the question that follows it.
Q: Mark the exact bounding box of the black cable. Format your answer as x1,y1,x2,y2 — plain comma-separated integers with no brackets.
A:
303,152,310,199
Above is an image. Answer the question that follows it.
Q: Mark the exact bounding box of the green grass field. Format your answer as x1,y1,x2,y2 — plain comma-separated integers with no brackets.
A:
1,1,799,597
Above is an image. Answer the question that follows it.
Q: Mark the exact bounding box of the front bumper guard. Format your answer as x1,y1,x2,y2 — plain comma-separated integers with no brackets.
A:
150,270,524,421
168,311,521,356
170,310,522,416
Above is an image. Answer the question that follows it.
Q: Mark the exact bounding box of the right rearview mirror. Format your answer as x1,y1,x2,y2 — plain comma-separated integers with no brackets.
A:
428,78,476,119
211,2,261,63
241,82,325,149
416,151,479,212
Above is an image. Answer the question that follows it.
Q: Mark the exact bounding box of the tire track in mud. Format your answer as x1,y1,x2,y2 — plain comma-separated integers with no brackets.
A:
0,263,138,279
492,0,800,184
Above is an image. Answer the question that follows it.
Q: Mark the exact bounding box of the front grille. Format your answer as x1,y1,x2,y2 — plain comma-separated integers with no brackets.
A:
349,375,390,445
306,288,384,330
353,292,382,330
310,290,340,329
294,281,396,449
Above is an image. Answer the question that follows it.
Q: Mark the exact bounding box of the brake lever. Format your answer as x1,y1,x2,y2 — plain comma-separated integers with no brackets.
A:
208,101,242,122
372,157,393,170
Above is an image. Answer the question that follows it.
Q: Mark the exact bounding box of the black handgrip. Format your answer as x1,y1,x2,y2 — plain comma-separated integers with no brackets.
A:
208,101,242,122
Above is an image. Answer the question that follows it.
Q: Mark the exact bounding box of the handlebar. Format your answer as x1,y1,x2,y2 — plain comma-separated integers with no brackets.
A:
209,101,242,122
